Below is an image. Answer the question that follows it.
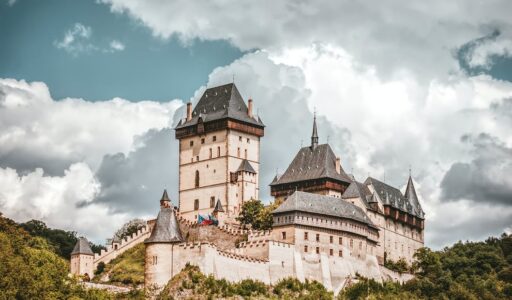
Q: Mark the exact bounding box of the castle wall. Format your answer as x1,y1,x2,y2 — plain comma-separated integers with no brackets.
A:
145,236,410,294
93,226,150,268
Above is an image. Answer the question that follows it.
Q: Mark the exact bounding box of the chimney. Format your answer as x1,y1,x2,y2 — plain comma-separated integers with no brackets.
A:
335,157,341,174
186,102,192,121
248,99,253,118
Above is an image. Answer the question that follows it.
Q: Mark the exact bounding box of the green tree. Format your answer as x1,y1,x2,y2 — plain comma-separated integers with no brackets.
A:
237,199,281,230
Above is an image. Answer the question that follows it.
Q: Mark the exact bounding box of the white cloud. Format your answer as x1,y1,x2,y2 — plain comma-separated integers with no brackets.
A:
100,0,512,80
54,23,94,55
465,35,512,69
0,78,181,173
0,163,130,242
54,23,126,55
109,39,125,51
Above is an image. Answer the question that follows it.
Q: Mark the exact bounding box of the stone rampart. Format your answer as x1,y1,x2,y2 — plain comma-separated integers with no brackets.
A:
94,225,150,268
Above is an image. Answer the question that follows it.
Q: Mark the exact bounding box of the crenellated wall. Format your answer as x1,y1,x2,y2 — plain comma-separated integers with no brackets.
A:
93,225,151,269
145,237,399,294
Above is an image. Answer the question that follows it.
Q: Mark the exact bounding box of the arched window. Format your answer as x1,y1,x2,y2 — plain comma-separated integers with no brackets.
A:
237,147,240,158
195,170,200,187
244,149,247,159
209,148,212,158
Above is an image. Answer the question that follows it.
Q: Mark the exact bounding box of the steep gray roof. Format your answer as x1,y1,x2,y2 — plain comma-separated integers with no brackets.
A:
237,159,256,174
342,181,372,208
404,176,424,218
270,144,352,186
213,199,225,212
71,237,94,255
364,177,424,218
160,189,170,202
175,83,264,129
273,191,374,226
145,207,184,244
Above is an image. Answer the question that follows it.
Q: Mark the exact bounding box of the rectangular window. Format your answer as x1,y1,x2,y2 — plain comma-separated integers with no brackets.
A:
217,146,221,157
194,199,199,210
329,236,333,243
190,140,194,147
282,232,286,240
339,250,343,257
304,232,308,240
304,245,308,253
210,197,215,208
329,249,333,256
316,247,320,254
213,136,217,142
316,234,320,242
201,138,205,144
152,255,158,265
339,237,343,245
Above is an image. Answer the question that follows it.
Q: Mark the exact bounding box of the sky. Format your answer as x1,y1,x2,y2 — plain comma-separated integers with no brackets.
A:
0,0,511,248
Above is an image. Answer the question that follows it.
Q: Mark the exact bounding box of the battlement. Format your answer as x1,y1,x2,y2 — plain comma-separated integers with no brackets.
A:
237,239,268,249
93,224,151,267
217,248,269,263
247,230,272,242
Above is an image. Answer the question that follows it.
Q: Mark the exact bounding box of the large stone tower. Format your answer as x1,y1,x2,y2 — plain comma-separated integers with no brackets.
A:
70,237,95,279
174,83,264,223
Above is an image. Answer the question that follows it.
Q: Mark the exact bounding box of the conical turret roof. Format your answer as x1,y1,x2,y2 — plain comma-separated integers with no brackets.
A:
160,189,170,202
71,237,94,255
145,207,184,244
404,176,424,217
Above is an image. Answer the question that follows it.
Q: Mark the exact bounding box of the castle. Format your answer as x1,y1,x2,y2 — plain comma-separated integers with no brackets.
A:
70,83,425,293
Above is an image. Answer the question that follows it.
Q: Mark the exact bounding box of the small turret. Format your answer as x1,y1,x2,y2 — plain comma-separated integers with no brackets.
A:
70,237,95,280
145,199,184,290
160,189,171,208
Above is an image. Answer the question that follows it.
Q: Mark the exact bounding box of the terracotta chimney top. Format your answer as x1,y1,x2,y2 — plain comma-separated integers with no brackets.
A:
335,157,341,174
248,99,253,118
186,102,192,121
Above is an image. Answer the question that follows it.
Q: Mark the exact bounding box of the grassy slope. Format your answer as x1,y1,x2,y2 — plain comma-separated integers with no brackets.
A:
96,243,145,286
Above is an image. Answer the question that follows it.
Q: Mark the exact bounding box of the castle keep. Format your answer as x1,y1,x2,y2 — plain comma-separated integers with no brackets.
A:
71,83,425,293
174,83,264,223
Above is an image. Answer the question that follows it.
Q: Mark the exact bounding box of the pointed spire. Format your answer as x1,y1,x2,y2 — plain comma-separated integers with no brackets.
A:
145,207,184,244
160,189,171,208
311,112,318,149
404,175,419,205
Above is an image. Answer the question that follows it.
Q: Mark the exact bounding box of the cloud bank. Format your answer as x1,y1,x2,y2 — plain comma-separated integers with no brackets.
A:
2,1,512,248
